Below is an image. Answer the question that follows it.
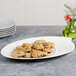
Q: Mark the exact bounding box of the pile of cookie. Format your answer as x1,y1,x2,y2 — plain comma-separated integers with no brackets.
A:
11,40,55,58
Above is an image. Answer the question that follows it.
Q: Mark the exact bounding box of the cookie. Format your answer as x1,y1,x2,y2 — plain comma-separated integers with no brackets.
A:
43,52,48,57
43,48,53,53
33,43,44,50
44,42,55,48
11,49,25,58
34,40,46,44
22,43,32,52
24,52,31,58
22,43,32,48
23,47,31,52
31,49,48,58
16,46,25,51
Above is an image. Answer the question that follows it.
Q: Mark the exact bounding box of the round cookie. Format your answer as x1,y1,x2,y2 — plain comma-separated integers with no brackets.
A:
43,48,53,53
16,46,26,52
24,52,31,58
23,47,31,52
11,49,25,58
34,40,46,44
22,43,32,48
44,42,55,48
33,43,44,50
31,49,48,58
22,43,32,52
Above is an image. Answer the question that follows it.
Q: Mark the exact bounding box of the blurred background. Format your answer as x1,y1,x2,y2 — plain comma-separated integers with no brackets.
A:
0,0,74,26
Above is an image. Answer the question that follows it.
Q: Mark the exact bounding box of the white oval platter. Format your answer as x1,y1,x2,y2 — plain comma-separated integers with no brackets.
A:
1,36,75,60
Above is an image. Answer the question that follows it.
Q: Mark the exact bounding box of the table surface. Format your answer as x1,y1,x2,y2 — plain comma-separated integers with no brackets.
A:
0,26,76,76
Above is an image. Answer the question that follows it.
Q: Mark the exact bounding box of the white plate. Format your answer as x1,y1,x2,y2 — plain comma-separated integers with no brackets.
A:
0,20,15,29
0,25,16,31
0,28,16,35
1,36,75,60
0,31,16,38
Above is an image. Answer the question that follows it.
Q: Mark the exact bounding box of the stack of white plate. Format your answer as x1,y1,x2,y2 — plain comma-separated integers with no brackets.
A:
0,20,16,38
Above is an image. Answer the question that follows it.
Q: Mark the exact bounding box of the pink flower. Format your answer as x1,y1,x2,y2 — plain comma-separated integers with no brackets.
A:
64,14,74,23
